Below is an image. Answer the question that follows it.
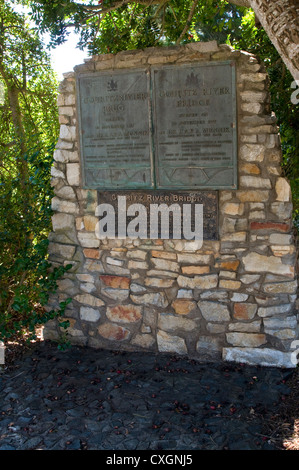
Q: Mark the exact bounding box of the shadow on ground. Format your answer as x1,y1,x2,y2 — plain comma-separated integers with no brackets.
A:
0,340,298,451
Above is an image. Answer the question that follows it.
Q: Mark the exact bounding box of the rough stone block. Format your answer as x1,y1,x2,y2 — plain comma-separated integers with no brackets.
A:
106,304,142,323
157,330,187,355
198,301,230,322
171,299,197,315
158,313,197,332
80,306,101,322
98,323,130,341
243,252,294,277
223,347,295,368
233,303,257,320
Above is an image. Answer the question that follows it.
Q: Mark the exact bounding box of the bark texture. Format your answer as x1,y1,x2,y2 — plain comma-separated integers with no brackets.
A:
230,0,299,79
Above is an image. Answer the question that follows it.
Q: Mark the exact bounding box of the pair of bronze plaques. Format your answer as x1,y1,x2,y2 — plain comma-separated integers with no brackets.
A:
76,61,237,191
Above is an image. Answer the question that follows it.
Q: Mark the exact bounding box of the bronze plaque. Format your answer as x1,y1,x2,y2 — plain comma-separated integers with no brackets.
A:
76,69,153,189
152,62,237,189
97,191,218,240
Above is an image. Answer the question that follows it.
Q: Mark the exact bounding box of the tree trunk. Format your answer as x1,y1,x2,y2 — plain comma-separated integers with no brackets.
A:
230,0,299,80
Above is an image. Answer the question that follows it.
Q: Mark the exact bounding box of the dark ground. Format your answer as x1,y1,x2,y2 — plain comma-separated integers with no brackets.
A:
0,336,298,452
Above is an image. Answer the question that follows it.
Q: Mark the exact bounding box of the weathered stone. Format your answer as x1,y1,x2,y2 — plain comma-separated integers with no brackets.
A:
262,280,297,294
240,176,271,189
144,277,174,288
54,149,79,163
250,221,290,232
240,163,261,174
100,275,130,289
147,269,178,278
226,332,267,347
263,316,297,331
219,280,241,290
131,334,155,349
48,242,76,259
196,336,222,354
130,292,169,308
57,278,76,292
206,323,226,334
200,291,228,301
240,274,261,284
236,190,269,202
275,178,291,202
233,303,257,320
243,252,294,277
223,347,295,368
102,288,129,301
258,304,292,317
151,258,180,272
80,282,96,293
271,245,295,257
158,313,197,332
80,306,101,322
83,248,100,259
126,249,147,260
151,250,177,260
52,213,75,232
51,166,65,179
106,256,124,266
106,304,142,323
130,283,147,293
178,274,218,290
223,203,244,216
74,294,105,307
221,232,246,242
78,232,100,248
83,215,98,232
98,323,130,341
76,274,95,283
271,202,293,220
157,330,187,355
59,124,76,141
177,289,193,299
55,185,77,201
128,260,148,270
231,293,249,302
51,197,79,215
266,329,297,340
228,321,261,332
181,266,210,275
240,144,265,162
171,299,197,315
269,234,292,245
198,301,230,322
220,271,236,280
177,253,212,264
215,260,240,271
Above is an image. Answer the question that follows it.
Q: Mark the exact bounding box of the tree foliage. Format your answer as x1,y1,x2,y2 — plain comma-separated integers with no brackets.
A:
0,1,70,343
19,0,297,224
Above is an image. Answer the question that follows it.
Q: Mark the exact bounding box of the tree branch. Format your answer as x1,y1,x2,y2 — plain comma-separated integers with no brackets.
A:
227,0,250,7
176,0,199,45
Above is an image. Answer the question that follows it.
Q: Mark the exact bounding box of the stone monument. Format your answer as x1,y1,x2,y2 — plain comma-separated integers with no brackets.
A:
45,42,299,368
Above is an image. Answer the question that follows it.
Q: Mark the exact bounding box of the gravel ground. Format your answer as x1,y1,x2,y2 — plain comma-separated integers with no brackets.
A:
0,338,298,451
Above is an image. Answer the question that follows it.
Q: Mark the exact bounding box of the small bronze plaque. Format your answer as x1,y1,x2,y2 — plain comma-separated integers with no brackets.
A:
77,69,153,189
97,191,218,240
152,62,237,189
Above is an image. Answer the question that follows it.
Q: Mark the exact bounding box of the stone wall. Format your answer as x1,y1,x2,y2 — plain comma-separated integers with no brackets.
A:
44,41,299,368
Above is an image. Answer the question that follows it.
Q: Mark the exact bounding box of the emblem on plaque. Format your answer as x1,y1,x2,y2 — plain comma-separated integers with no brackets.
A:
107,79,118,91
185,72,199,87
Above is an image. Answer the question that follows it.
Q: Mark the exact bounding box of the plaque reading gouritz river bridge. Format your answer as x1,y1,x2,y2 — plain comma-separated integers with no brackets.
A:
76,61,237,190
98,191,218,240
